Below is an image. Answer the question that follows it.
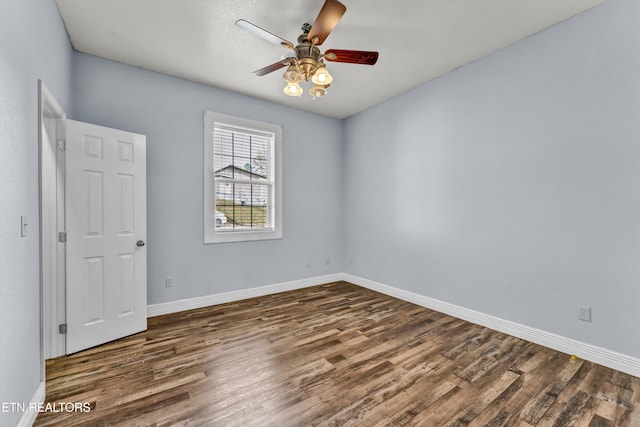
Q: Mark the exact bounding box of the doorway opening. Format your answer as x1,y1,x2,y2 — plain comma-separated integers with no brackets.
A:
38,80,67,363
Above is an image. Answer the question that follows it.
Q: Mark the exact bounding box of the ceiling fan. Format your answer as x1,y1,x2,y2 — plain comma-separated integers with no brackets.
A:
235,0,379,98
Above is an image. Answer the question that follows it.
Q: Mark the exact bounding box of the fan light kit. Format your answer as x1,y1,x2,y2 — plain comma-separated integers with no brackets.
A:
236,0,378,99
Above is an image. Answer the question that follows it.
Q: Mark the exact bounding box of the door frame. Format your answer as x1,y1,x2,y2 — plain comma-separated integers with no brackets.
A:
38,80,67,363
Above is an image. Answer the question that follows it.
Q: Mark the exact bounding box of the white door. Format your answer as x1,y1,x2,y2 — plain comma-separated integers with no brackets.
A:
65,119,147,354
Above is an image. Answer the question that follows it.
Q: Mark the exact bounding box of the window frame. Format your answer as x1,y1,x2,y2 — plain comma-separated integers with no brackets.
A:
204,111,282,244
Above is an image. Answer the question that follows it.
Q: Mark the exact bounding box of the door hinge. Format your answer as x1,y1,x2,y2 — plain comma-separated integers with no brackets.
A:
58,231,67,243
58,324,67,335
57,138,66,151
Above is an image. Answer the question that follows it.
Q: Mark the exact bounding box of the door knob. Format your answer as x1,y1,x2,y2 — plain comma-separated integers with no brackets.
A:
136,240,145,247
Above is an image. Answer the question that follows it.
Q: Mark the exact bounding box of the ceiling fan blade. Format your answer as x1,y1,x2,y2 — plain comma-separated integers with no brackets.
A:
324,49,379,65
253,60,289,77
307,0,346,46
235,19,294,49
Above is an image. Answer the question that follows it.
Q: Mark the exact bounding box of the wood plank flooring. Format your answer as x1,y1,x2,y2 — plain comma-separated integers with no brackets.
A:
35,281,640,426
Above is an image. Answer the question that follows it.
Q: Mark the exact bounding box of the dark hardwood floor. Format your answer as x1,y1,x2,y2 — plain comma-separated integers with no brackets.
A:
35,281,640,426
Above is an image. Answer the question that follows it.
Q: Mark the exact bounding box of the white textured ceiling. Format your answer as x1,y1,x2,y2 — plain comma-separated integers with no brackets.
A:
55,0,608,119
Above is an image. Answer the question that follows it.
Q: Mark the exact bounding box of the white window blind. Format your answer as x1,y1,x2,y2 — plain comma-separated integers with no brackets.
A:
204,112,282,243
213,125,273,230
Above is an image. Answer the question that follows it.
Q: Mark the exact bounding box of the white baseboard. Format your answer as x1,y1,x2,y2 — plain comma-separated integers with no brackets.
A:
342,273,640,378
146,272,640,378
16,381,45,427
147,273,344,317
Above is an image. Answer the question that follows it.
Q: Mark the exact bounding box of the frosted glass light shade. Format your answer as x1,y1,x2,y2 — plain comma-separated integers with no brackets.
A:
311,66,333,85
283,65,302,83
309,84,327,98
284,82,303,96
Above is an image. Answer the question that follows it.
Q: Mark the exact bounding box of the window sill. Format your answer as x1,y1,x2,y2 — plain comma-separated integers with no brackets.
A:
204,229,282,244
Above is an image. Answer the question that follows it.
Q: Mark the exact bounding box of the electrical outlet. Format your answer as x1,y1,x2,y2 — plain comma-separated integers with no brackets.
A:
325,257,331,266
165,276,174,287
306,261,311,268
577,305,591,322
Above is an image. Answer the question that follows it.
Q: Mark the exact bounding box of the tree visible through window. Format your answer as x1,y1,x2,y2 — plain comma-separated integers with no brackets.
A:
204,112,282,243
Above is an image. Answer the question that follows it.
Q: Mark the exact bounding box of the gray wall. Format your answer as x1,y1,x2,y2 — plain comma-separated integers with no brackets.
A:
0,0,73,425
73,53,345,305
344,0,640,359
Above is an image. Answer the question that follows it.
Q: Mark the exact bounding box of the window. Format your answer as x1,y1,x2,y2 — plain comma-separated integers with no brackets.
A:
204,111,282,243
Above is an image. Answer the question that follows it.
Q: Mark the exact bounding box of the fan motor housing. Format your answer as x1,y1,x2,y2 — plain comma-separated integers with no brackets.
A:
294,36,322,80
